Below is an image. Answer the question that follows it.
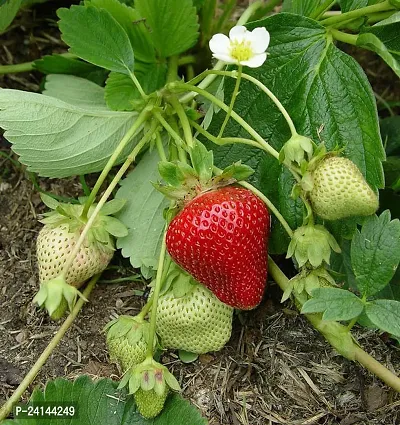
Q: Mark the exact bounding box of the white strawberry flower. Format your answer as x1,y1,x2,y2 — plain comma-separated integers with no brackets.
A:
209,25,270,68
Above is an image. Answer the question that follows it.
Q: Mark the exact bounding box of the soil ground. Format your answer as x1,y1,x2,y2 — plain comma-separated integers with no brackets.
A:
1,3,400,425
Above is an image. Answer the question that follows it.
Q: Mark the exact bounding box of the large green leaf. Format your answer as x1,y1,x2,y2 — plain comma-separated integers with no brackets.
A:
0,0,22,34
363,12,400,54
380,116,400,156
58,5,135,74
339,0,367,12
0,89,139,177
206,13,384,253
115,147,168,278
365,299,400,337
135,0,199,57
282,0,321,17
351,211,400,297
87,0,156,63
3,376,207,425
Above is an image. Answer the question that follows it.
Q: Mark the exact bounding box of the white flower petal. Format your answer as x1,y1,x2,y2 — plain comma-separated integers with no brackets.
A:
241,53,267,68
209,33,231,54
229,25,247,42
249,27,270,54
212,53,237,64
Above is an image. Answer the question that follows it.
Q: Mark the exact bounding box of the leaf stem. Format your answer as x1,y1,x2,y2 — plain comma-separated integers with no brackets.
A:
152,111,186,149
320,0,395,26
236,0,264,25
169,81,280,160
218,65,242,138
167,55,179,83
0,61,34,74
62,122,158,277
146,233,167,358
0,274,100,421
268,257,400,393
155,132,168,162
177,55,196,66
330,29,358,46
168,96,194,149
310,0,336,20
81,105,150,220
129,71,147,99
206,69,298,138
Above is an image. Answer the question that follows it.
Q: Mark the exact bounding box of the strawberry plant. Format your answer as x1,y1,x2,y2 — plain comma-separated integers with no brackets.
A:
1,0,400,422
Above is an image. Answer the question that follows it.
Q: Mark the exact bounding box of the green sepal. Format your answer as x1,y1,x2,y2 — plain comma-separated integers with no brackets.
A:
214,162,254,185
189,140,213,184
101,216,128,237
100,198,126,215
117,368,132,390
153,369,166,396
158,161,188,187
280,134,313,165
40,193,60,209
152,182,191,200
141,370,156,391
128,370,142,394
287,225,341,268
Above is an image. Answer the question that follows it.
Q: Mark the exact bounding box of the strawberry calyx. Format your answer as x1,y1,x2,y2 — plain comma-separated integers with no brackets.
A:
39,194,128,251
33,275,87,319
279,134,314,166
153,140,254,206
287,224,341,268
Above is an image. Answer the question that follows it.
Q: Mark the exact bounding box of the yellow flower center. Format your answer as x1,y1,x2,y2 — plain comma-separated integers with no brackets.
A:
229,40,253,62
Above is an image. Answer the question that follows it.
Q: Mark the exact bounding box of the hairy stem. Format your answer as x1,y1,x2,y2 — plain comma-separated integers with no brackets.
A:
129,71,147,99
62,123,158,277
153,111,186,149
146,234,167,358
320,0,394,26
218,65,242,138
268,257,400,393
168,96,194,149
0,274,100,421
236,0,264,25
81,106,150,219
155,132,168,162
330,29,358,45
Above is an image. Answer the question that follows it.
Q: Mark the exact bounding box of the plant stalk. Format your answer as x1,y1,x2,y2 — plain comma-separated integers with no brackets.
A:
129,71,147,99
168,96,194,149
0,274,100,421
330,29,358,46
320,0,394,26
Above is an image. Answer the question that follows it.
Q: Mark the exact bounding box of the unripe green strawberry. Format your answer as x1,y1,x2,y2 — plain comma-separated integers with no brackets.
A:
309,156,378,221
37,224,113,287
105,315,153,372
134,387,169,419
155,283,233,354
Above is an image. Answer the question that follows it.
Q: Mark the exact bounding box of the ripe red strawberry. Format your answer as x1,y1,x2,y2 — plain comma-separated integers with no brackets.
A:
166,186,270,310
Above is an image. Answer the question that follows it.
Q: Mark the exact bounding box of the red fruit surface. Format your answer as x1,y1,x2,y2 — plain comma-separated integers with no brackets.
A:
166,186,270,309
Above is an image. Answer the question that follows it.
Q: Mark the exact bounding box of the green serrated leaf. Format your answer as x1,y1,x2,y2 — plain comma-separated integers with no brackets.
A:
205,14,384,253
33,55,108,85
4,376,206,424
116,148,169,278
364,11,400,53
44,74,109,110
158,162,187,186
87,0,155,63
339,0,367,12
0,0,22,34
135,0,199,57
365,299,400,337
351,210,400,297
219,162,254,182
281,0,321,17
301,287,365,321
357,33,400,78
0,89,139,177
58,5,135,74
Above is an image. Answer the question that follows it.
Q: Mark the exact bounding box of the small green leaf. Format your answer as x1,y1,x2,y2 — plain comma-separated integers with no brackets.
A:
0,0,22,34
218,162,254,181
101,198,127,215
102,216,128,237
158,162,186,187
33,55,108,85
116,147,169,278
87,0,155,63
190,141,213,184
135,0,199,57
351,210,400,297
40,193,60,210
357,33,400,78
178,350,199,363
365,299,400,337
301,287,365,321
58,5,135,74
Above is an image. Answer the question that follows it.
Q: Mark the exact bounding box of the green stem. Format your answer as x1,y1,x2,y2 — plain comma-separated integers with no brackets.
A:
177,55,196,66
320,0,394,26
236,0,264,25
155,131,168,162
129,71,147,99
167,56,179,83
0,61,34,74
137,298,154,320
347,316,359,331
62,124,157,277
268,257,400,393
79,175,91,197
0,274,100,421
310,0,336,20
168,96,194,149
239,181,293,237
146,233,167,358
190,119,262,150
330,29,358,45
366,10,395,24
152,111,186,149
218,65,242,138
81,105,150,220
206,70,298,138
170,81,280,160
215,0,236,33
